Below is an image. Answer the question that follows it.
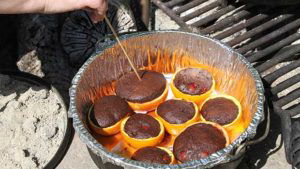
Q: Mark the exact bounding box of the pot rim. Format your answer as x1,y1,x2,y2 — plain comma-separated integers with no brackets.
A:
69,30,265,169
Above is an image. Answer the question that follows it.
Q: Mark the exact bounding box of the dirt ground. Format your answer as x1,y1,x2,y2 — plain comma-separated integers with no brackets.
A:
58,134,98,169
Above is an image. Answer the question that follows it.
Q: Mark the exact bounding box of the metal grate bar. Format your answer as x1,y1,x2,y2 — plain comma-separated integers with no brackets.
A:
152,0,190,29
174,0,207,14
247,32,300,62
288,104,300,117
271,74,300,94
276,88,300,107
165,0,186,7
201,8,251,34
264,59,300,83
191,5,236,27
182,1,220,22
213,14,269,40
237,18,300,54
256,45,300,73
228,14,294,47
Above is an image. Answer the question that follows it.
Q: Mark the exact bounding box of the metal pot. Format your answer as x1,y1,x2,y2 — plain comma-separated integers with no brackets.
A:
69,31,265,169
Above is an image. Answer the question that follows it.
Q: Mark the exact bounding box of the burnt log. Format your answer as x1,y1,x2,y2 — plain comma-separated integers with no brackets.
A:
61,0,138,68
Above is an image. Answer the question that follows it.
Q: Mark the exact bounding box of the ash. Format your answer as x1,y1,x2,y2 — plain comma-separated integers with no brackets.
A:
0,74,65,169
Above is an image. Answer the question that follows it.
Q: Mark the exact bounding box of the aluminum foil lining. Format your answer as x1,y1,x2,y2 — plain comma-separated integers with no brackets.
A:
69,31,265,169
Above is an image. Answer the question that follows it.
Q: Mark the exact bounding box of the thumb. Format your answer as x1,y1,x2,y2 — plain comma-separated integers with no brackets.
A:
83,0,108,14
89,10,104,23
96,0,108,16
85,0,108,22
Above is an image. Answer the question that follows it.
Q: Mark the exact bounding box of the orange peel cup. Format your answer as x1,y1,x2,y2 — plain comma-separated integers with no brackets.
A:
131,146,176,164
170,67,215,105
120,116,165,149
189,121,230,147
155,99,200,136
127,84,169,112
156,147,176,164
88,106,129,136
199,94,245,142
158,133,176,148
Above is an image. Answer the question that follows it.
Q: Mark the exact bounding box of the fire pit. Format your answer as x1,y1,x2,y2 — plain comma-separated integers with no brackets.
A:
69,31,264,168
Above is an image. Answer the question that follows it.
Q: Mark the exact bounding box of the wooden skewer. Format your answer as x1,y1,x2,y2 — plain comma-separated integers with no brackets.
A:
103,15,142,81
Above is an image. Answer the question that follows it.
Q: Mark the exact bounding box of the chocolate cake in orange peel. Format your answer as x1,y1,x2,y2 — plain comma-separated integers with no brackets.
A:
120,114,165,149
88,95,133,136
173,122,230,163
155,99,200,135
170,67,215,105
131,146,176,164
116,70,168,112
83,49,253,164
200,94,246,142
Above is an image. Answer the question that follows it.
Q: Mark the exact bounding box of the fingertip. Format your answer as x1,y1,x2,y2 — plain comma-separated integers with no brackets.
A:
98,0,108,15
90,11,104,23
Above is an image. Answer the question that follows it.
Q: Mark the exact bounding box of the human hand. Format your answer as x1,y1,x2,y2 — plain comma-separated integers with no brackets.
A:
0,0,108,22
43,0,108,22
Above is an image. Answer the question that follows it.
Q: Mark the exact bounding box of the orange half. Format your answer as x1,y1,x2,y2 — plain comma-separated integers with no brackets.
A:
88,106,129,136
157,147,176,164
120,116,165,149
170,67,215,105
131,146,176,164
199,94,245,143
158,133,176,149
188,121,230,147
155,99,200,135
128,84,169,112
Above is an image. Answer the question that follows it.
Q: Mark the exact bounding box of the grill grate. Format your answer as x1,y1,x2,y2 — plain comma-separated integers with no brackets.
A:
152,0,300,167
152,0,300,55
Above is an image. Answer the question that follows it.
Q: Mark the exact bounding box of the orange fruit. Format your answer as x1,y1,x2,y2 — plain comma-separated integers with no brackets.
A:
131,146,176,164
116,70,169,112
127,85,169,112
88,106,129,136
120,116,165,149
185,121,230,146
157,133,176,149
170,67,215,105
147,110,158,118
199,94,245,142
157,147,176,164
155,99,200,135
121,141,138,158
173,121,230,163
